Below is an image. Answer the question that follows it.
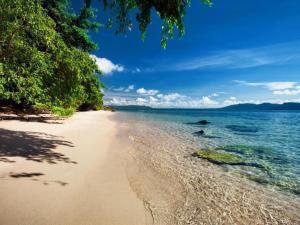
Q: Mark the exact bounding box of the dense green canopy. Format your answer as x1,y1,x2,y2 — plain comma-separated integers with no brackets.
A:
0,0,211,115
0,0,103,115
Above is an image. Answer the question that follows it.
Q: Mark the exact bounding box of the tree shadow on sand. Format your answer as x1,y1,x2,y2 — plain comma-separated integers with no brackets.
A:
0,114,63,124
0,128,76,164
7,172,69,186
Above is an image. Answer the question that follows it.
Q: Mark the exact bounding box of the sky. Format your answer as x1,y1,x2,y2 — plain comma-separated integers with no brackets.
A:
73,0,300,108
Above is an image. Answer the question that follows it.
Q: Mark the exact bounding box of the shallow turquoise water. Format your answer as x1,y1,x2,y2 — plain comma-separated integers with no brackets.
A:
120,109,300,195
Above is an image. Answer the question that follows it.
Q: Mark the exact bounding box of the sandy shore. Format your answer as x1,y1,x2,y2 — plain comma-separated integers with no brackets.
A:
0,111,151,225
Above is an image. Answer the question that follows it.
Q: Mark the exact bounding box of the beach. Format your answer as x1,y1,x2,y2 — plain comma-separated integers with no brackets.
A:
0,111,151,225
0,110,300,225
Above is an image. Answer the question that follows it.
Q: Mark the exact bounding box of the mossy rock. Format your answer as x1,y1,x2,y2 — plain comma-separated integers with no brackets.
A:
194,149,247,165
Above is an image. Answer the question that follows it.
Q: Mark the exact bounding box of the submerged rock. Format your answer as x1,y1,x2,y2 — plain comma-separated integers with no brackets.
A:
193,130,205,136
185,120,210,125
193,149,266,170
197,120,210,125
193,149,246,165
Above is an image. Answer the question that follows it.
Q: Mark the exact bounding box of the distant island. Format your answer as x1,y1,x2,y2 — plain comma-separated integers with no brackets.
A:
110,102,300,111
221,102,300,111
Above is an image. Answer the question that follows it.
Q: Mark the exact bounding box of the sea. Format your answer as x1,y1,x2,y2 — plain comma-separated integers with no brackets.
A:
117,108,300,196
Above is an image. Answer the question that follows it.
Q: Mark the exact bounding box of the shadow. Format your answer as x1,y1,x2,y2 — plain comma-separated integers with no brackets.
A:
10,172,44,178
31,178,69,186
6,172,69,186
0,128,76,164
0,114,63,124
0,157,15,163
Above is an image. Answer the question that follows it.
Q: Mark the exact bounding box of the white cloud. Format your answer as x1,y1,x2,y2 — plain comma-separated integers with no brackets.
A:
223,96,240,106
110,97,128,105
198,96,218,105
234,80,300,96
107,95,300,108
124,85,135,92
273,89,300,95
209,92,226,97
149,96,158,102
107,84,300,108
136,97,148,103
112,87,125,92
90,54,124,75
160,93,186,101
112,84,135,93
266,82,297,90
137,88,159,96
234,80,298,90
109,97,147,106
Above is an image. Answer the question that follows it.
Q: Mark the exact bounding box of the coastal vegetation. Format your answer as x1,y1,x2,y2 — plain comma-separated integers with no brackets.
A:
0,0,103,115
0,0,212,115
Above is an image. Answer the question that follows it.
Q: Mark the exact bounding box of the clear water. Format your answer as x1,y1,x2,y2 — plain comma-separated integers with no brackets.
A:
119,108,300,195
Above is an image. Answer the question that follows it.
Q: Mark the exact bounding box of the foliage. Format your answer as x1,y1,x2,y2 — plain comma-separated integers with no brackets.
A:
41,0,100,51
87,0,212,48
0,0,103,114
0,0,211,115
51,106,75,117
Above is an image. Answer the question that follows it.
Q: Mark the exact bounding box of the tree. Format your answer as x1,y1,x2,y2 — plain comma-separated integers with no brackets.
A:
41,0,100,51
0,0,103,114
86,0,212,48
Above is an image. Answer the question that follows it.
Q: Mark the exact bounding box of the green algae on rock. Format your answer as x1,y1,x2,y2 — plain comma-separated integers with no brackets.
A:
193,149,269,171
194,149,247,165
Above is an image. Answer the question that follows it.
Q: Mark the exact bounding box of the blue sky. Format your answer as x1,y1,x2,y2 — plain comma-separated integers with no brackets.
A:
73,0,300,107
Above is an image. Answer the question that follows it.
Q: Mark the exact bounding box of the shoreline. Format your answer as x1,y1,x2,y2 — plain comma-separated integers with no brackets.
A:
0,111,151,225
116,111,300,224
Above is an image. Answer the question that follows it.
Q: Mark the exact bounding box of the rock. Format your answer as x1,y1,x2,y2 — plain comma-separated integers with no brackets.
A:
193,130,205,135
193,149,246,165
197,120,210,125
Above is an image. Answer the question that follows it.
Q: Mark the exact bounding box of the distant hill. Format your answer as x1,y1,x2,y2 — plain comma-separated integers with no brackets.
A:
111,105,152,111
222,102,300,111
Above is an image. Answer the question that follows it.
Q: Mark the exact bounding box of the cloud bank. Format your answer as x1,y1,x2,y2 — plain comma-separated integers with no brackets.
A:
234,80,300,96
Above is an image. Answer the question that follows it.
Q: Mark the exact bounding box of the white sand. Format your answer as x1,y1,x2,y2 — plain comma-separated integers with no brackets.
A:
0,111,151,225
